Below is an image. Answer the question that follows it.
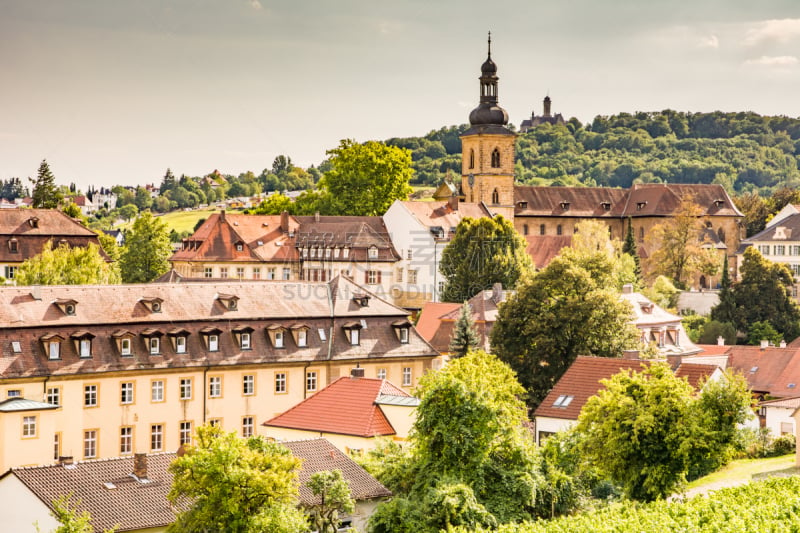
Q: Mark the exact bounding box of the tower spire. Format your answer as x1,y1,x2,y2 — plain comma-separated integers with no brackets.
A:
488,31,492,58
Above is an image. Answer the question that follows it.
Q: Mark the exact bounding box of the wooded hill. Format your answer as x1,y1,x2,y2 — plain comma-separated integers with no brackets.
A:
387,111,800,195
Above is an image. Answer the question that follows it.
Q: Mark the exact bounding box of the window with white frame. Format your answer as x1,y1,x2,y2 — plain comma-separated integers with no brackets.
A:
173,335,186,354
343,248,349,259
240,332,251,350
149,337,160,355
377,368,386,380
267,268,276,280
275,373,287,393
120,382,134,404
274,330,284,348
243,375,255,395
792,264,800,277
220,267,228,278
396,267,403,282
325,247,331,259
79,339,91,358
180,421,192,445
120,427,132,454
758,245,770,255
367,270,378,284
48,341,61,360
349,328,360,346
236,267,245,278
399,327,409,344
53,433,60,461
252,267,261,279
152,380,164,402
7,389,21,398
408,269,418,284
402,367,412,386
282,267,291,280
120,338,132,356
22,415,36,438
368,246,378,259
180,378,192,400
46,387,60,406
84,385,98,407
84,430,97,458
204,267,213,278
208,334,219,352
306,371,317,392
151,424,163,451
209,376,222,398
242,416,254,438
775,245,786,255
297,329,307,347
334,247,340,258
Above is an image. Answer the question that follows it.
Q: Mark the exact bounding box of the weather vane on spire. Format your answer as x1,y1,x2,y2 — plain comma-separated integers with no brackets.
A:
488,31,492,57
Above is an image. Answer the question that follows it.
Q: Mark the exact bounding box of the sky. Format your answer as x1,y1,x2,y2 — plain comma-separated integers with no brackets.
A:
2,0,800,190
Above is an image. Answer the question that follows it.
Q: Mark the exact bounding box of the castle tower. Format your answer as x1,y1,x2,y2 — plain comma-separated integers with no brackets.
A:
460,33,516,221
543,95,552,117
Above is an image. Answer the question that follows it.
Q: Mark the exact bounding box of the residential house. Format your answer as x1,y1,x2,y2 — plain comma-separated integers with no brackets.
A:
760,396,800,438
738,205,800,298
0,208,108,282
383,198,493,308
0,438,391,533
0,277,437,472
70,195,95,216
263,367,419,452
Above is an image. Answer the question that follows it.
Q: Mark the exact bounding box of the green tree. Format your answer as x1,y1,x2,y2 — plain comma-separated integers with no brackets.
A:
168,425,307,533
38,494,117,533
305,470,355,533
159,168,176,195
16,241,120,285
746,321,782,345
622,217,642,283
368,351,539,532
449,302,479,358
318,139,414,216
491,251,639,410
119,211,172,283
697,320,736,345
729,247,800,341
116,204,138,222
440,216,534,303
711,254,736,324
95,231,122,263
31,159,63,209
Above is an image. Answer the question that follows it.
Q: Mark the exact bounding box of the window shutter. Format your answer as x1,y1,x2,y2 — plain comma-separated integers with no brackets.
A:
364,271,368,284
377,271,382,283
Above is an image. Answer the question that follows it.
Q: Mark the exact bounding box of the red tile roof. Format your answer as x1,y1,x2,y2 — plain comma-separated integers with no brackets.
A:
0,208,105,263
415,302,460,346
725,345,800,397
264,376,412,437
675,363,718,389
534,357,651,421
525,235,572,269
399,201,493,231
696,344,733,356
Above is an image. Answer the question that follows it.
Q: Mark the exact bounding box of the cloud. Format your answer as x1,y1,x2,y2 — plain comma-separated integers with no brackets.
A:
744,19,800,46
698,34,719,49
743,55,798,67
249,0,262,10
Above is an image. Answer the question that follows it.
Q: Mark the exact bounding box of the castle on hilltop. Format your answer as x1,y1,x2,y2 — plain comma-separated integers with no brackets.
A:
519,95,566,133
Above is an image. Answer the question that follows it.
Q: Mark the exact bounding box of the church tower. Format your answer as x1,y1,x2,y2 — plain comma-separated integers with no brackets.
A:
460,33,516,221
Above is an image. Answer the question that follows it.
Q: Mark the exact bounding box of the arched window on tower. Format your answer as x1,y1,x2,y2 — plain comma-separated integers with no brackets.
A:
469,149,475,169
523,224,529,236
491,148,501,168
717,227,726,242
491,189,500,204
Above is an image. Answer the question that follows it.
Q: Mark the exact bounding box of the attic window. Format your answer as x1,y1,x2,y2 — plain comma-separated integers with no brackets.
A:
714,199,725,207
233,326,254,350
637,202,647,211
352,293,370,307
28,217,39,228
200,327,223,351
235,242,244,252
55,299,78,316
368,246,378,259
8,239,18,253
41,333,64,360
789,383,797,389
750,366,759,373
392,320,412,344
342,322,363,346
71,331,96,358
217,294,239,311
112,330,135,356
639,302,654,314
140,297,163,313
318,328,327,341
266,324,286,349
560,201,570,210
167,329,190,353
11,341,21,353
290,324,310,347
553,395,574,408
601,202,611,211
517,201,528,209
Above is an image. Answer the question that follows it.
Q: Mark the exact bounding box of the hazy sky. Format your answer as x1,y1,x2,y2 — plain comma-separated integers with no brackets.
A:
2,0,799,190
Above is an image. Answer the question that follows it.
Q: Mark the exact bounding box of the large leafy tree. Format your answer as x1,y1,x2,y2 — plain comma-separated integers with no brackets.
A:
367,351,539,533
31,159,63,209
440,216,534,303
119,211,173,283
305,470,355,533
318,139,414,216
491,249,639,410
722,247,800,341
168,425,307,533
16,242,120,285
577,363,752,501
449,302,479,358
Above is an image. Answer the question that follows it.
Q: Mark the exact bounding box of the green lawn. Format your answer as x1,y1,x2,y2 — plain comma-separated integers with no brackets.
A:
156,207,222,234
686,454,797,491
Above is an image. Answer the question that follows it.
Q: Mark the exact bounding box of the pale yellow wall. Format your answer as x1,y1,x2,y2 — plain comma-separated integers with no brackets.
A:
0,474,58,533
460,134,515,216
533,416,574,445
262,427,381,453
171,260,300,280
379,404,416,439
0,359,430,471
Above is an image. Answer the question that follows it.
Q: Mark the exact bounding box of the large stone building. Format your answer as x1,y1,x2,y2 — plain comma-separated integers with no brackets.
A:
0,278,437,472
519,95,566,133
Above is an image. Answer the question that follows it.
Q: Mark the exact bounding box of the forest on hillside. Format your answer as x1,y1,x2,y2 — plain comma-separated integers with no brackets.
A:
386,110,800,195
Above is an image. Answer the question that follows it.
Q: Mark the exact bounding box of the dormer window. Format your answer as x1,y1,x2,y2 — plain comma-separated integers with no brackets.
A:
290,324,310,347
392,320,412,344
8,239,18,253
266,324,286,349
560,201,570,210
601,202,611,211
325,247,332,259
141,329,163,355
71,331,95,358
112,330,135,357
342,322,362,346
140,297,163,313
28,216,39,228
333,247,340,259
41,333,64,360
233,326,254,351
217,294,239,311
368,246,378,259
517,201,528,209
55,299,78,316
352,293,370,307
714,199,725,207
167,329,189,354
637,201,647,211
200,327,222,351
343,247,350,259
235,241,244,252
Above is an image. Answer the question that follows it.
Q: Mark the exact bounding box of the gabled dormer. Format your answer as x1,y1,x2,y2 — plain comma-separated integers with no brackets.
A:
391,319,412,344
200,327,222,351
112,330,135,357
140,297,164,313
352,293,370,307
216,293,239,311
28,216,39,228
167,328,190,354
40,333,64,360
266,324,287,348
290,324,310,348
232,325,254,350
71,331,96,358
54,299,78,316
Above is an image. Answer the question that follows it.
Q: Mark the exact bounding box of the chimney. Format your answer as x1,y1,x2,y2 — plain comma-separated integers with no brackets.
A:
133,453,148,480
31,285,42,301
58,456,74,467
622,284,634,294
314,211,320,223
219,209,226,222
717,336,725,346
350,366,365,379
447,195,458,211
280,211,289,233
760,339,769,350
780,340,787,348
622,349,640,360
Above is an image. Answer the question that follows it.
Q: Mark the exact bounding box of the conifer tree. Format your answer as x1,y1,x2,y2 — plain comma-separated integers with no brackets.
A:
159,168,176,195
30,159,63,208
622,217,641,282
711,254,736,325
449,302,479,358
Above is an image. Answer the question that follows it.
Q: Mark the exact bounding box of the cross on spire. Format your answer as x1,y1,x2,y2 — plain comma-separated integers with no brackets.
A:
487,31,492,57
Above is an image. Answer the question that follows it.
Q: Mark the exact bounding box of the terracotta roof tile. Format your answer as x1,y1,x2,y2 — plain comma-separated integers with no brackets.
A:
724,345,800,396
525,235,572,269
675,363,718,389
0,208,106,263
398,201,492,232
264,376,412,437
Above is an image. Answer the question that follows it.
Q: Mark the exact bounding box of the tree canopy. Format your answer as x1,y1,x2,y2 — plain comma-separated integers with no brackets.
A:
119,211,173,283
31,159,63,209
449,302,480,358
440,216,534,303
15,241,120,285
305,470,355,533
168,425,307,533
491,249,639,410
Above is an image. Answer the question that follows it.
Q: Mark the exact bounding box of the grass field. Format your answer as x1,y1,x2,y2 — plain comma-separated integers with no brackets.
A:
155,207,222,234
683,454,797,497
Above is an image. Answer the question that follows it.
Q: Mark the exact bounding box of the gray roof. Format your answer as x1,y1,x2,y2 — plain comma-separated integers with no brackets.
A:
0,397,59,412
375,394,421,407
